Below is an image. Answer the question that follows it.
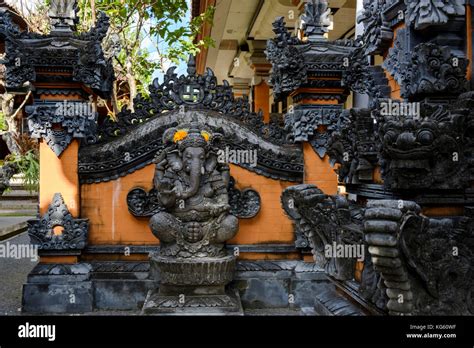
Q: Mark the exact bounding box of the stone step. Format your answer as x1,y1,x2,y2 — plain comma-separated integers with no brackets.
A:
0,192,38,200
0,209,37,217
0,201,38,210
8,184,37,191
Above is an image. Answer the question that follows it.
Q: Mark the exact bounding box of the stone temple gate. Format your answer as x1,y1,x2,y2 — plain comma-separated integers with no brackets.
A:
0,0,472,316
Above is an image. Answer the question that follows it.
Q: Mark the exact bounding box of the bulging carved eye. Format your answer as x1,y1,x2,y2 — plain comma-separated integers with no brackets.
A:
417,130,434,145
384,130,397,143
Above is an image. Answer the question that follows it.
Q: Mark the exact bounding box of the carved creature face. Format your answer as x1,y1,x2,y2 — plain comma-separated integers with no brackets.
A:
381,119,439,156
378,112,464,189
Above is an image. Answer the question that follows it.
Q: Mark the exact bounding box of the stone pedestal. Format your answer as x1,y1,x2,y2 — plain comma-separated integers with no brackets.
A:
142,253,243,315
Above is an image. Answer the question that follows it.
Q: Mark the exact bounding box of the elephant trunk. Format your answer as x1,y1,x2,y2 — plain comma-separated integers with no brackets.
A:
182,162,202,199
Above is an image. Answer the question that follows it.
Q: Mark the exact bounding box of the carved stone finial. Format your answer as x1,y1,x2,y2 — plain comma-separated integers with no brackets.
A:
49,0,78,34
302,0,332,42
187,55,197,76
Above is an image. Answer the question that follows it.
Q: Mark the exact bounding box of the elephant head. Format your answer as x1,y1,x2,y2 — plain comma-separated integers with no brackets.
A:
159,122,221,200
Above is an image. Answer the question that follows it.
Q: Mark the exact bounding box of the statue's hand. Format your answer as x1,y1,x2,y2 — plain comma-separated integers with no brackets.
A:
158,186,177,207
210,204,230,217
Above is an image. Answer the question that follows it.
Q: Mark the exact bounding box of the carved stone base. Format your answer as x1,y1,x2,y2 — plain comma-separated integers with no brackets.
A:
144,253,242,315
150,253,236,286
142,287,243,315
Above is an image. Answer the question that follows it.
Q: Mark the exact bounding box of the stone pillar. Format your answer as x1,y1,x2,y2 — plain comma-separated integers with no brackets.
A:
289,89,347,195
248,40,272,122
232,77,251,98
0,0,114,313
253,78,270,122
266,3,355,195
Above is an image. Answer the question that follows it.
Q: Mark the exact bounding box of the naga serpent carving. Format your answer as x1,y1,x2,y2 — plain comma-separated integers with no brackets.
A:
282,185,474,316
365,200,474,316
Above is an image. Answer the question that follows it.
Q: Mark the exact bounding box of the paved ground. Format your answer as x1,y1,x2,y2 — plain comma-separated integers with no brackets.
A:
0,216,30,229
0,232,38,315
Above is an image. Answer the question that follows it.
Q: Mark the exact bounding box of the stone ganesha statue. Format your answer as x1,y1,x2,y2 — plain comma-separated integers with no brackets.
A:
150,121,239,258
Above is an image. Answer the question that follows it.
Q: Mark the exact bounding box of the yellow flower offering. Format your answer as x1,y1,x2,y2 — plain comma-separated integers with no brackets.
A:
201,131,210,142
173,129,188,143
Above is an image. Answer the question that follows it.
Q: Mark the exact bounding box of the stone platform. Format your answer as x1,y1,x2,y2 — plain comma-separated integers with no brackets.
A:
20,259,371,315
142,288,243,315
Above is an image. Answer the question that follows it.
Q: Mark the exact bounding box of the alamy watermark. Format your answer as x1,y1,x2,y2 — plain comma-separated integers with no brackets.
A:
54,99,96,119
325,242,365,262
380,99,420,118
217,147,258,168
18,322,56,342
0,242,38,262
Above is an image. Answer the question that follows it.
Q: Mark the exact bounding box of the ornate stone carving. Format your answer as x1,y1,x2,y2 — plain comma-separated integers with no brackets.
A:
285,106,342,143
0,9,114,96
49,0,79,33
327,108,378,184
73,13,115,95
28,193,89,251
97,57,288,145
357,0,393,55
265,18,307,99
146,121,238,259
383,29,468,99
0,163,18,195
301,0,332,41
79,110,304,184
374,97,473,190
127,176,261,220
281,184,387,309
365,200,474,315
26,102,98,156
343,46,392,103
227,177,261,219
282,185,364,280
382,1,406,27
406,0,465,30
285,105,343,158
126,188,162,218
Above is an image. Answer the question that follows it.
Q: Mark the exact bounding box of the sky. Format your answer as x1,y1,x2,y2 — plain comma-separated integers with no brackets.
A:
141,0,192,81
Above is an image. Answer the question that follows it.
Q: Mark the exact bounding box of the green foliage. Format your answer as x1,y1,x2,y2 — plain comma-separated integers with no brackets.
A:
6,151,40,193
77,0,215,98
0,112,6,131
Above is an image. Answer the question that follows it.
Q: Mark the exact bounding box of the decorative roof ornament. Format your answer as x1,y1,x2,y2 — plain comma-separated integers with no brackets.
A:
301,0,332,42
48,0,79,34
406,0,465,30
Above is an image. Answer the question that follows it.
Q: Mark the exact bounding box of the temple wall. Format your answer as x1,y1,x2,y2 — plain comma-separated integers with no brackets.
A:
81,163,296,249
303,143,338,195
81,165,156,245
40,141,80,217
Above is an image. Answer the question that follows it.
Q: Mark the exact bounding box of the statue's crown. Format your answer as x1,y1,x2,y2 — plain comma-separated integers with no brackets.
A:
178,127,208,151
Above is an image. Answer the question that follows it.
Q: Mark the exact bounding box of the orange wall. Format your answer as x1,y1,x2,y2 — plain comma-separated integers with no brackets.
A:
254,81,270,122
81,165,157,245
40,140,80,216
303,142,338,195
81,163,296,246
227,165,294,245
